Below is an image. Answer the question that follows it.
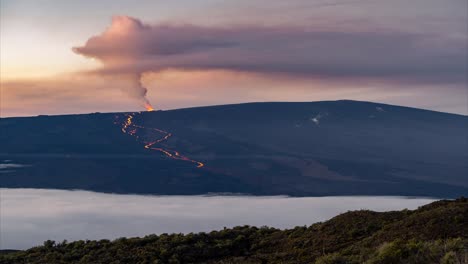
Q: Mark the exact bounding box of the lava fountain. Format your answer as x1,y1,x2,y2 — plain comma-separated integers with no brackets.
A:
144,101,155,111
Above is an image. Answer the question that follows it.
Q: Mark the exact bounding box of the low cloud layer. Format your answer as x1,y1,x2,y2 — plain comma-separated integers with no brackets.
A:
73,16,466,84
1,188,435,249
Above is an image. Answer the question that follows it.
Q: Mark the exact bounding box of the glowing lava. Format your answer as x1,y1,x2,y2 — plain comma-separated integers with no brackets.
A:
117,113,204,168
144,102,155,111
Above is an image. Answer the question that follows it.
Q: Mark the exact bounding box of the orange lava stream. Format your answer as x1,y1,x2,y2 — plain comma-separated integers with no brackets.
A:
119,113,204,168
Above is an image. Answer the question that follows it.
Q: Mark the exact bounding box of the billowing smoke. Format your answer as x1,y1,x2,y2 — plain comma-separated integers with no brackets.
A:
73,16,466,109
73,16,155,110
127,73,154,111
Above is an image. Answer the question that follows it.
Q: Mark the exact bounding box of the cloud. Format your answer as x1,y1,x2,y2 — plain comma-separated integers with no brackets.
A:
73,16,466,84
1,188,435,249
3,70,466,117
0,75,143,117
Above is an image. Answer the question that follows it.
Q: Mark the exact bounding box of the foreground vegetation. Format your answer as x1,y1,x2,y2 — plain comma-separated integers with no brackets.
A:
1,198,467,264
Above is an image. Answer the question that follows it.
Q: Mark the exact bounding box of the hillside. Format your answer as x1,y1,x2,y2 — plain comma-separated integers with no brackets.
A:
1,100,467,197
1,198,466,264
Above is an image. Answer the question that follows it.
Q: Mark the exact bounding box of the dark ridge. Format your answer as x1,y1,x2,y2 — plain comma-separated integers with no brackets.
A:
1,198,466,264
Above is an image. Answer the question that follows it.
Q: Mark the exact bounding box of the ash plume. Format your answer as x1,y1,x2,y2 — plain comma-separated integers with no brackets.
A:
73,16,155,110
73,15,466,107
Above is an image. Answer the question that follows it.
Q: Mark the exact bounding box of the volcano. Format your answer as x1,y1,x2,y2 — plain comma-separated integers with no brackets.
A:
1,100,467,197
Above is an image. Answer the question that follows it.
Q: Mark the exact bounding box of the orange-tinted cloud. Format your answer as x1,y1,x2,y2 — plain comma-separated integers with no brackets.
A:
73,16,466,84
0,75,143,117
3,70,466,117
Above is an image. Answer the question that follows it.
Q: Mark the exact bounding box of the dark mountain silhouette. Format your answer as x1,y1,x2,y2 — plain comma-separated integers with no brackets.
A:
1,100,467,197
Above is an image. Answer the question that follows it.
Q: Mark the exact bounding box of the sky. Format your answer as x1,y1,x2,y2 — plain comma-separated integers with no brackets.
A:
1,0,467,117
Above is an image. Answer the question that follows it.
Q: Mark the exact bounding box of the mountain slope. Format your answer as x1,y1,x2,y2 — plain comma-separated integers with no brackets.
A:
1,198,466,264
1,100,467,197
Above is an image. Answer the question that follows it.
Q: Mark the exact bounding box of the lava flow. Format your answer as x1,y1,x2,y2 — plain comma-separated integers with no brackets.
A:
117,112,204,168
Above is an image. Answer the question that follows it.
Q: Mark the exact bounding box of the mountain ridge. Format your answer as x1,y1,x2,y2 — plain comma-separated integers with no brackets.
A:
1,100,467,197
2,100,467,119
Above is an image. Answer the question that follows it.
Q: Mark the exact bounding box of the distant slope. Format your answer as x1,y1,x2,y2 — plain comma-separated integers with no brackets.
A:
1,100,467,197
2,198,467,264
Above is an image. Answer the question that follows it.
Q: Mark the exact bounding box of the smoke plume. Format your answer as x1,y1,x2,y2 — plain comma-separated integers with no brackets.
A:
73,15,466,109
73,16,155,110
